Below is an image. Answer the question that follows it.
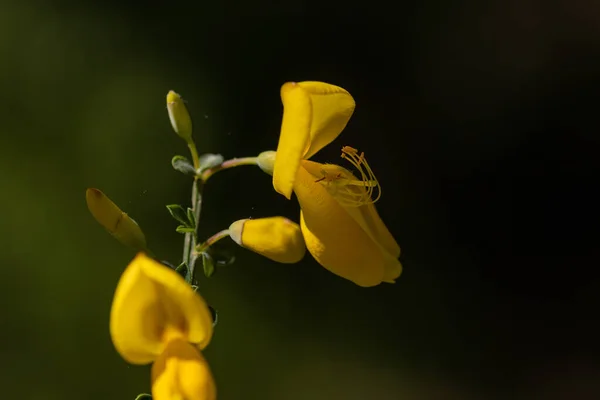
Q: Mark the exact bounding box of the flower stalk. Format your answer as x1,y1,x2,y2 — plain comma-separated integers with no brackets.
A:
195,229,231,254
200,157,258,182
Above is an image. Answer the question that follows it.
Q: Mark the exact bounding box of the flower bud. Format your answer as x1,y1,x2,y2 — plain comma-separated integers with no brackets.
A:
256,150,276,176
85,188,147,250
229,217,306,263
166,90,193,143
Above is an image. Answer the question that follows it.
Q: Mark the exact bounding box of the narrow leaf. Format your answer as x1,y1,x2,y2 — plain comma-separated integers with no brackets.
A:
160,260,176,269
208,305,218,327
186,207,197,228
175,262,191,282
175,225,196,234
202,252,215,278
166,204,189,226
198,153,224,173
211,249,236,266
171,155,197,176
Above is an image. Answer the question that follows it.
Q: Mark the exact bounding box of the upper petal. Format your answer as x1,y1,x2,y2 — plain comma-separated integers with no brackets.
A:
273,82,312,199
273,82,356,199
110,253,214,364
152,339,216,400
297,81,356,159
294,164,385,287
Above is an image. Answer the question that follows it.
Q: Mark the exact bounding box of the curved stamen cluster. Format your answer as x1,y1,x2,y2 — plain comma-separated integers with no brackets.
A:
315,146,381,207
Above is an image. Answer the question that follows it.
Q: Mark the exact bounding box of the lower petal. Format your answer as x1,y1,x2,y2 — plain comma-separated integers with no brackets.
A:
381,250,403,283
301,160,401,258
295,165,385,287
152,339,216,400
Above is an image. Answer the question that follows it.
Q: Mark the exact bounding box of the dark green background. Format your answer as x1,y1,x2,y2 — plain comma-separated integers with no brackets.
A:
1,0,598,399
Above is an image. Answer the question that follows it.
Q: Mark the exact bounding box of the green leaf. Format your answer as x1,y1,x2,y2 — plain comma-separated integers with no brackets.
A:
160,260,176,269
175,262,191,282
134,395,152,400
175,225,195,234
198,153,224,173
166,204,190,226
208,305,218,327
211,249,236,266
186,207,197,228
171,155,196,176
202,252,215,278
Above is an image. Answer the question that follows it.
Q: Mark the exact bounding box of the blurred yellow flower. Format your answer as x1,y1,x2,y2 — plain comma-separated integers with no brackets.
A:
152,339,216,400
228,216,306,264
267,81,402,287
85,188,147,251
110,253,216,400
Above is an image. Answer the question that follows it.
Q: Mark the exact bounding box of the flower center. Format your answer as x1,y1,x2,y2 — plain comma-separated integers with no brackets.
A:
315,146,381,207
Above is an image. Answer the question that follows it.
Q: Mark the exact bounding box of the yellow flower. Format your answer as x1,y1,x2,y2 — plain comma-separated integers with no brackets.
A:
228,216,306,264
110,253,216,400
267,81,402,287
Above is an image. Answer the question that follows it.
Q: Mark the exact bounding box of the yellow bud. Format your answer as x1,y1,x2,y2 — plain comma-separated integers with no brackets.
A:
85,188,147,250
256,150,276,176
166,90,193,143
229,217,306,263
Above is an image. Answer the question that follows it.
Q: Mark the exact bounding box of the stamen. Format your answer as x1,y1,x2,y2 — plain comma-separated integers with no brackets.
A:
315,147,382,207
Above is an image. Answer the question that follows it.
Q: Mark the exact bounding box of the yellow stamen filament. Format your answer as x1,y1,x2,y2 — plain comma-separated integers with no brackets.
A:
315,146,381,207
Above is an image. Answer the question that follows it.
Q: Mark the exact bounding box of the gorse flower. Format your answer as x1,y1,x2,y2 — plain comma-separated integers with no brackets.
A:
258,81,402,287
110,253,216,400
89,81,404,400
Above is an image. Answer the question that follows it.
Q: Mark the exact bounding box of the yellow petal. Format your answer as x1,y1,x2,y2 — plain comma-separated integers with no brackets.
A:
110,253,213,364
301,160,401,258
273,81,356,199
273,82,312,199
152,339,216,400
229,217,306,264
294,165,385,287
355,203,401,258
85,188,147,250
296,81,356,159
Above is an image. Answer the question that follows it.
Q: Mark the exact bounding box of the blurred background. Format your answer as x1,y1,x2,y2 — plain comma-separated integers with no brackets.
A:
1,0,599,399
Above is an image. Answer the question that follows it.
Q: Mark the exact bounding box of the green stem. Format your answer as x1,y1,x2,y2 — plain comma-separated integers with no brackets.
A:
182,139,202,277
200,157,258,182
182,153,254,280
188,141,200,170
183,178,203,278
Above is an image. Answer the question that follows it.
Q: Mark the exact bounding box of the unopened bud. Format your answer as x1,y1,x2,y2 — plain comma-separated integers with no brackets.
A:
85,188,147,250
256,150,276,176
229,217,305,263
166,90,193,143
